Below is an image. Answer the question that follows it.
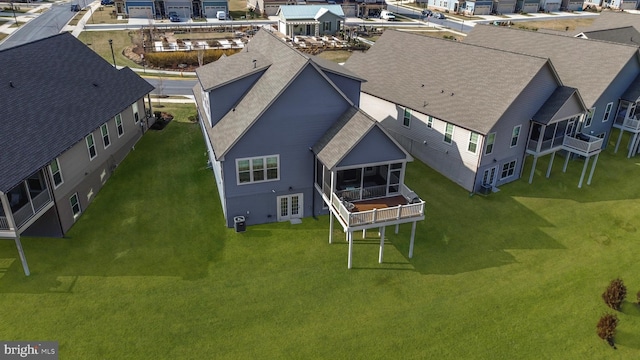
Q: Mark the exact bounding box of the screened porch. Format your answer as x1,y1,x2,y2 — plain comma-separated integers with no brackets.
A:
0,169,53,233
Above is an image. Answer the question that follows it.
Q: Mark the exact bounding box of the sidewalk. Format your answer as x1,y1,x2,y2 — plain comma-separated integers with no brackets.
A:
0,3,51,35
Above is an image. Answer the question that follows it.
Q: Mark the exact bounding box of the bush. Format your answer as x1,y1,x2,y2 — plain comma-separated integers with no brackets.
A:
144,49,240,69
596,313,618,349
602,278,627,310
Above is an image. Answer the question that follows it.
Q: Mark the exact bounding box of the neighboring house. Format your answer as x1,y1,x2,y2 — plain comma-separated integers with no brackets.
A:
120,0,225,18
426,0,462,13
247,0,290,16
494,0,517,13
516,0,541,12
193,29,425,268
573,11,640,36
277,5,345,37
0,33,154,275
465,25,640,156
602,0,638,9
561,0,584,10
344,30,598,194
539,0,561,11
354,0,387,18
463,0,493,14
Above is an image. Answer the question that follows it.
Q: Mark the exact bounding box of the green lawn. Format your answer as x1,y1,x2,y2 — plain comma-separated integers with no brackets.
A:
2,107,640,358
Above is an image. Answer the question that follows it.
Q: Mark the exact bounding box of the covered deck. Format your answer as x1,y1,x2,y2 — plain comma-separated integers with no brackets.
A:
0,169,54,235
613,99,640,157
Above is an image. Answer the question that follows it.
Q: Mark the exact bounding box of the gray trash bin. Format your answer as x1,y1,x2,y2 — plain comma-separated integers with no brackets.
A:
234,216,246,232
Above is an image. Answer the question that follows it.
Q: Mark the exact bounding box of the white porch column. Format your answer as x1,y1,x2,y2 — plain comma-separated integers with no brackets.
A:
528,156,538,184
562,152,571,172
329,211,334,244
347,231,353,269
615,129,624,153
578,156,591,188
1,192,30,276
587,153,600,186
395,224,399,234
378,226,385,264
628,134,638,158
546,152,556,178
409,221,417,259
362,229,366,238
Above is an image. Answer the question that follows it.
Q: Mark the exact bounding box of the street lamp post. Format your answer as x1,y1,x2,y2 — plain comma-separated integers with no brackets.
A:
108,39,117,68
10,1,18,26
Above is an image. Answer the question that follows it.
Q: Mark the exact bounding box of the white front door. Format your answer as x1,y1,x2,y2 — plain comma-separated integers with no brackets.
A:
277,193,303,222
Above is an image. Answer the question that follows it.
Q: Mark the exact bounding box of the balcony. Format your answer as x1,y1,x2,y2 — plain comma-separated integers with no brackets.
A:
1,170,54,234
12,190,52,230
613,115,640,133
329,184,425,230
562,133,603,156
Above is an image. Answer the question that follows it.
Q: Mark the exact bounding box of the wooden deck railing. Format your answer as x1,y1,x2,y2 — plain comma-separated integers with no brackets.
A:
562,134,603,156
330,190,425,229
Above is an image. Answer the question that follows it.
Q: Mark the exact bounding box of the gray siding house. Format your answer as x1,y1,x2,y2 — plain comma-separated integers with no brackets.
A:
344,30,597,193
466,25,640,157
193,29,425,268
0,33,154,275
277,5,345,37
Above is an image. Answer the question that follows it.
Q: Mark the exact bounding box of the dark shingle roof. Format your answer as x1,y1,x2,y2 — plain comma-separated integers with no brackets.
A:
344,30,552,134
197,29,364,159
465,25,639,108
0,33,154,192
532,86,584,124
579,26,640,47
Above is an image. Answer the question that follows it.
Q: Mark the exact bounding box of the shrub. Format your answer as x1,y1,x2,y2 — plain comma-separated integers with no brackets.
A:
602,278,626,310
596,313,618,349
145,49,239,68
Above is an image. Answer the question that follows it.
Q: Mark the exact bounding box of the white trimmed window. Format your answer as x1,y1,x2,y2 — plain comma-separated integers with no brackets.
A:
603,102,613,122
115,114,124,137
132,102,139,124
468,132,479,153
49,158,64,188
584,107,595,127
101,124,111,149
403,108,411,128
237,155,279,184
86,134,97,160
501,160,516,179
510,125,521,147
444,123,454,144
427,116,433,128
485,132,496,155
70,193,81,220
323,21,331,31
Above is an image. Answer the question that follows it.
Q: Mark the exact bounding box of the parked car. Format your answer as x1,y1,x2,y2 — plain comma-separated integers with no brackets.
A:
168,12,180,22
421,9,432,16
216,11,226,20
100,0,114,5
380,10,396,21
433,12,445,19
70,4,81,11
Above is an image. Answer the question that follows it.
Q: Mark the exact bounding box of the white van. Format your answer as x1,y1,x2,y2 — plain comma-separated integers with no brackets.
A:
380,10,395,21
216,11,226,20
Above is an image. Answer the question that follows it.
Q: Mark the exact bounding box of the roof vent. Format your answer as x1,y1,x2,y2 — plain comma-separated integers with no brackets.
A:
93,82,99,87
253,59,257,69
9,81,14,88
441,89,444,93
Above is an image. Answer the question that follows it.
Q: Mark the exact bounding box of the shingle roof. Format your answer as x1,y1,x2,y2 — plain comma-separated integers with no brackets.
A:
197,29,364,159
277,5,345,19
576,11,640,34
465,25,639,108
579,26,640,47
0,33,154,193
344,30,552,134
196,51,271,91
532,86,583,125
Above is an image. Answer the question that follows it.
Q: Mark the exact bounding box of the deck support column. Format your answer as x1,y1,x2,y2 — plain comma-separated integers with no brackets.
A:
347,231,353,269
395,224,399,234
362,229,366,238
328,211,334,244
628,133,639,158
587,153,600,186
528,156,538,184
563,152,571,172
578,155,591,188
379,226,385,264
546,152,556,178
15,236,30,277
615,128,624,153
409,221,417,259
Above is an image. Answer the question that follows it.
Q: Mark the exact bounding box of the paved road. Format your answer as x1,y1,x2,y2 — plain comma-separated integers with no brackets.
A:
0,4,75,50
